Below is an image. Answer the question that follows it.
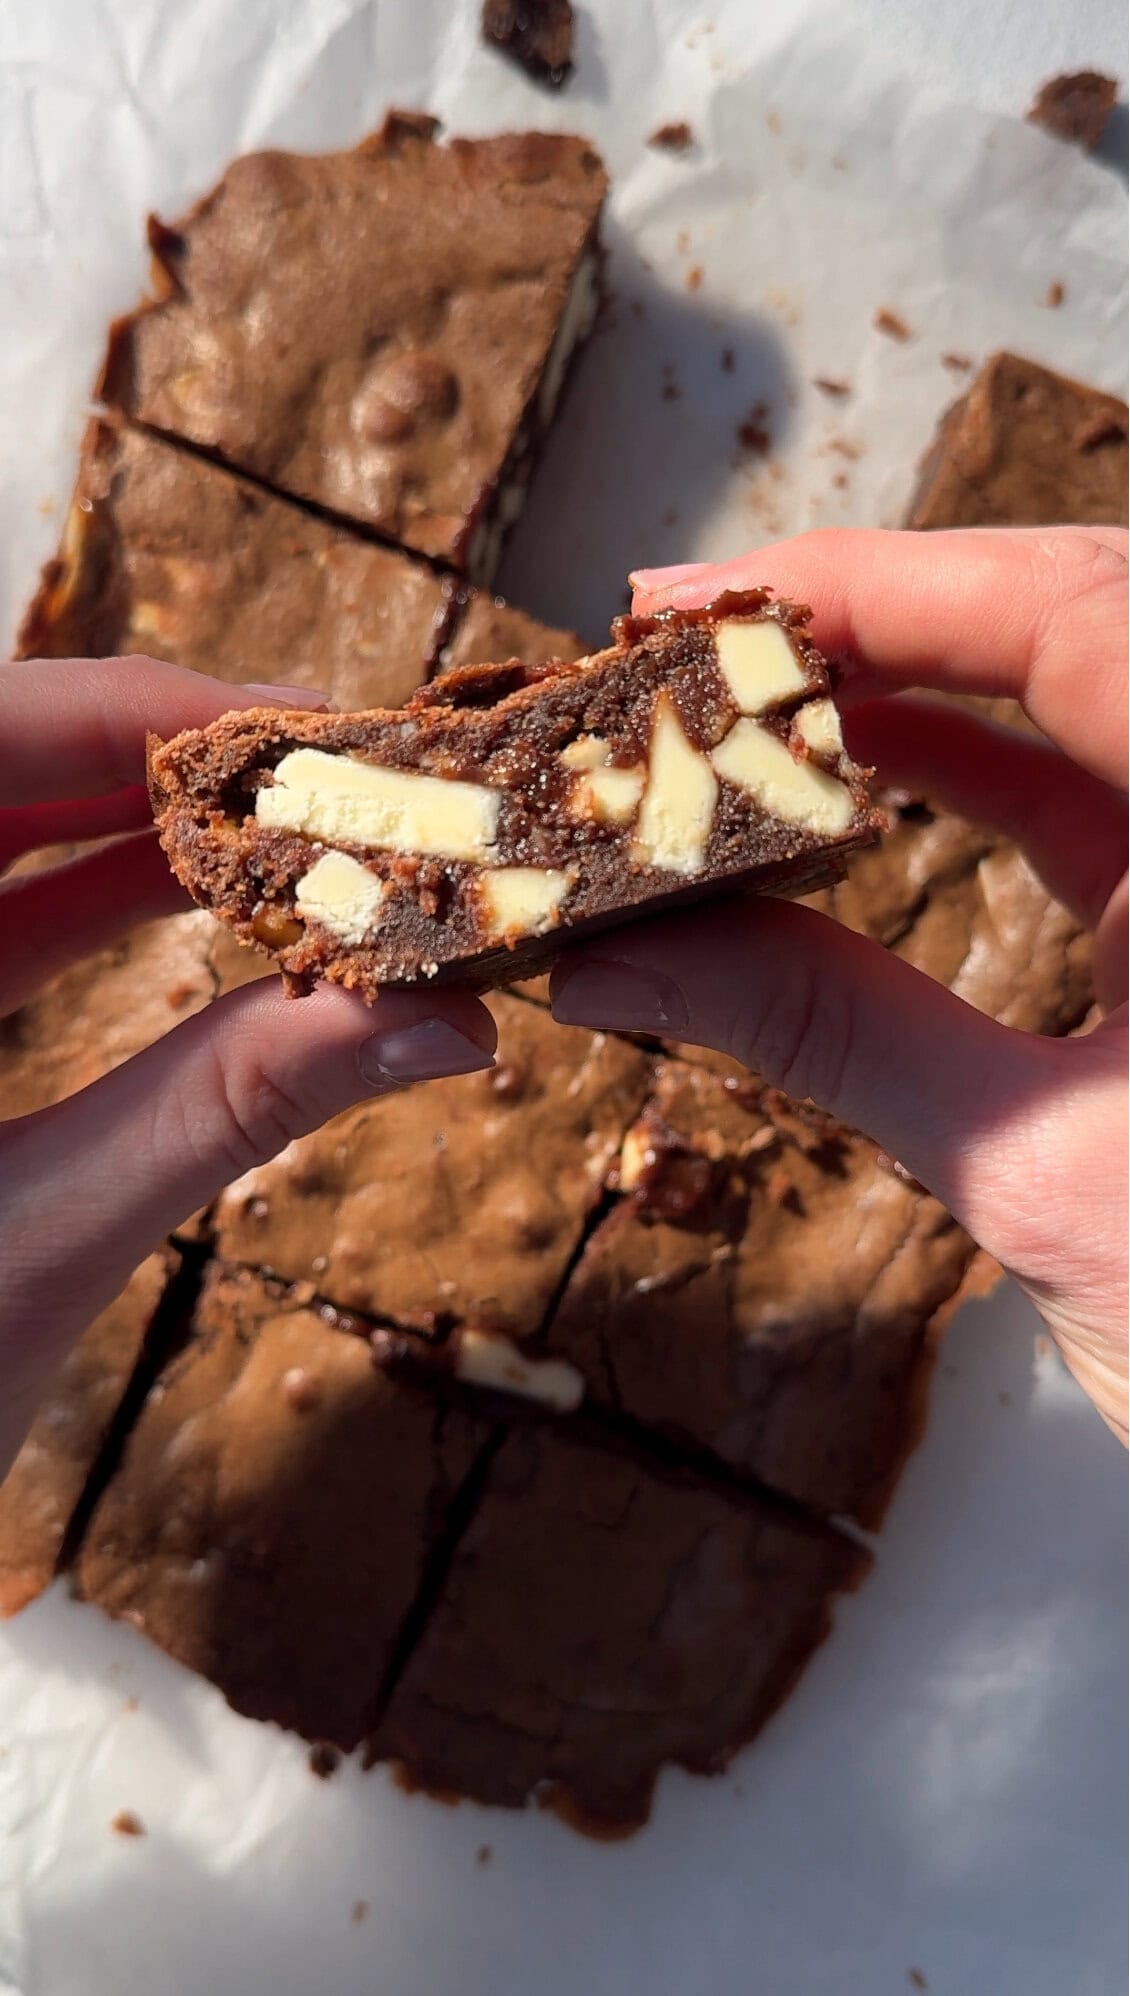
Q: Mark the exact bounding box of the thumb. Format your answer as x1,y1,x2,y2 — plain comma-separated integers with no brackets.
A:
550,897,1064,1243
0,980,495,1443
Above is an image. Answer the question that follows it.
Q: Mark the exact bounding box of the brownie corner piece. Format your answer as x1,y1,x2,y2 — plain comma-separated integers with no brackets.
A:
98,120,607,578
147,593,879,996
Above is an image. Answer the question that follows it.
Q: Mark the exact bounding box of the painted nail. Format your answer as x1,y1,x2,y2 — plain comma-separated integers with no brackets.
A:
551,958,689,1035
358,1018,496,1089
241,682,333,710
627,561,708,589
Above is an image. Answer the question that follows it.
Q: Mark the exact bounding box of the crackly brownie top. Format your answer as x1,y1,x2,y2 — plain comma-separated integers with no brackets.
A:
100,115,607,560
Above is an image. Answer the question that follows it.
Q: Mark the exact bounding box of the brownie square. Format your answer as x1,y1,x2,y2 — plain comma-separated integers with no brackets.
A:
20,419,450,711
78,1263,492,1750
907,351,1128,530
211,994,649,1336
543,1060,976,1521
370,1420,863,1830
100,117,607,576
0,1252,180,1616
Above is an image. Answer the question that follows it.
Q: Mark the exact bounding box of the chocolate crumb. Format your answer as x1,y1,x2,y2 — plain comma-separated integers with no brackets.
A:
832,471,849,490
685,264,703,293
941,352,973,371
907,1972,928,1992
736,399,772,455
1027,71,1117,150
309,1742,341,1779
661,367,681,403
828,436,861,460
477,1843,493,1865
111,1810,145,1837
351,1899,369,1924
1044,280,1066,308
874,307,912,342
720,346,736,373
648,120,695,153
481,0,575,88
813,376,850,397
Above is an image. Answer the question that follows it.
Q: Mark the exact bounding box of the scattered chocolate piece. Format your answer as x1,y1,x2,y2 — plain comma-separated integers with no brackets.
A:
477,1844,493,1864
648,120,695,152
481,0,575,89
351,1900,369,1924
813,376,850,397
736,400,773,454
148,595,878,995
1027,71,1117,150
907,1972,929,1993
874,307,911,342
1044,280,1066,308
309,1742,341,1779
720,345,735,372
685,263,703,292
941,352,973,371
111,1811,145,1837
832,471,849,490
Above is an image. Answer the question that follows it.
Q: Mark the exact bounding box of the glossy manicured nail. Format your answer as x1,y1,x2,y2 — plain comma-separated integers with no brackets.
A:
241,682,333,710
358,1018,496,1088
628,561,708,589
551,958,690,1035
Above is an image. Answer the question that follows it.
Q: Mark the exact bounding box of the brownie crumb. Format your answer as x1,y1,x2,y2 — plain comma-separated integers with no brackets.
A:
720,346,736,372
874,307,912,342
1027,71,1117,150
661,366,681,403
685,264,703,292
351,1899,370,1924
111,1810,145,1837
813,376,850,397
828,436,861,460
481,0,575,89
648,120,695,153
477,1843,493,1865
309,1742,341,1779
1044,280,1066,308
907,1972,929,1992
832,471,850,490
736,399,772,455
941,351,973,371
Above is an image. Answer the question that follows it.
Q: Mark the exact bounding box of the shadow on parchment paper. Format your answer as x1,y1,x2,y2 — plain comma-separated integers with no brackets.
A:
1093,101,1128,185
497,222,796,644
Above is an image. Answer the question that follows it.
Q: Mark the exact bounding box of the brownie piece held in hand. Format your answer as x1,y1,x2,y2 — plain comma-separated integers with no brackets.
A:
147,592,880,995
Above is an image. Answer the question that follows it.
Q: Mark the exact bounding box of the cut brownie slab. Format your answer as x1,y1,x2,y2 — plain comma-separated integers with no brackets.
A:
78,1263,492,1751
369,1420,864,1831
19,419,451,711
99,116,607,577
0,1251,182,1616
148,594,879,994
542,1060,976,1522
907,351,1128,530
211,993,648,1336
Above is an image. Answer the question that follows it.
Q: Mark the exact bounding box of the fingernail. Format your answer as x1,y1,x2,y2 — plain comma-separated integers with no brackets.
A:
242,682,334,711
358,1018,496,1088
628,561,708,589
551,959,689,1035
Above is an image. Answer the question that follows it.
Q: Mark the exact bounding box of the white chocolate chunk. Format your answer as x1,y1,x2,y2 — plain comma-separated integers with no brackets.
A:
793,698,843,758
295,849,389,944
631,693,718,875
454,1328,584,1413
571,764,646,825
715,619,807,714
480,866,573,938
255,747,500,862
711,719,855,834
561,733,611,771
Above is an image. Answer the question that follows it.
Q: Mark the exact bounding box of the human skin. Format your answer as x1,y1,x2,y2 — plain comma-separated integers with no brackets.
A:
0,657,496,1480
552,527,1128,1443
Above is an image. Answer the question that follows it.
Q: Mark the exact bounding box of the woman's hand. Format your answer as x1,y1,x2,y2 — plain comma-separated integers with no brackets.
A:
0,654,496,1476
552,527,1128,1441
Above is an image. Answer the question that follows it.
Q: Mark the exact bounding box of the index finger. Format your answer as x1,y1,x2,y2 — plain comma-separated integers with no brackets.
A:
631,526,1128,789
0,654,329,806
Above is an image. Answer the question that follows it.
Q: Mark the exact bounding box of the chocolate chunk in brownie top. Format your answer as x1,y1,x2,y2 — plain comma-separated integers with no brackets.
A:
481,0,575,88
147,594,879,995
211,994,649,1336
77,1264,492,1751
369,1420,864,1830
1027,71,1118,149
99,118,607,577
19,420,451,712
907,352,1128,530
542,1060,977,1522
0,1253,182,1617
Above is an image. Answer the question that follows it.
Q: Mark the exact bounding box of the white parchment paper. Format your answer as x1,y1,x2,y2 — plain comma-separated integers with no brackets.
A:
0,4,1126,1992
